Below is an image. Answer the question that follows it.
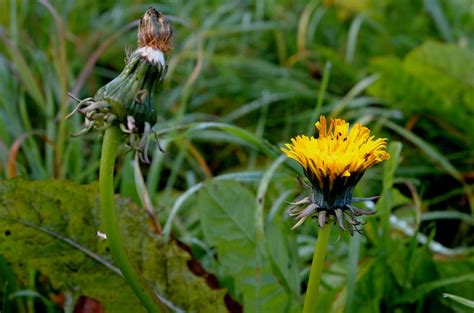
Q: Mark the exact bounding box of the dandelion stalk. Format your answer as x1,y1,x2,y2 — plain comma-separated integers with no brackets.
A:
100,126,166,313
68,7,172,312
303,223,332,313
282,116,391,311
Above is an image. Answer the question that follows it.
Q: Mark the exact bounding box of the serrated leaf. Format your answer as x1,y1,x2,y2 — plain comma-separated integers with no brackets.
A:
0,178,228,313
198,180,290,313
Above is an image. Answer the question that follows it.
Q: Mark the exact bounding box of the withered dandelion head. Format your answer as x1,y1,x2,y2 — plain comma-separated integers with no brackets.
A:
138,7,172,53
282,116,390,233
67,8,173,163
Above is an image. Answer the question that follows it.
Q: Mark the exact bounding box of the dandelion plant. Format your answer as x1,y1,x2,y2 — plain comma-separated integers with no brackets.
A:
282,116,390,313
68,8,172,313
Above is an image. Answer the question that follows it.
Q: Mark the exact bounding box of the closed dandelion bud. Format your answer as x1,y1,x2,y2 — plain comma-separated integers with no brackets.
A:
68,8,172,162
282,116,390,234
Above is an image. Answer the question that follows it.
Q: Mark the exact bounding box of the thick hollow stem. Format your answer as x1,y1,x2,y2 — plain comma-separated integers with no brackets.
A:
100,126,166,313
303,222,333,313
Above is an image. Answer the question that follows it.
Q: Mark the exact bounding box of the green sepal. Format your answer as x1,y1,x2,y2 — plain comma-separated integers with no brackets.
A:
95,52,166,129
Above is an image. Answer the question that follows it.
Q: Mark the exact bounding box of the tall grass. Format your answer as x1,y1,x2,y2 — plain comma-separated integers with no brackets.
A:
0,0,473,312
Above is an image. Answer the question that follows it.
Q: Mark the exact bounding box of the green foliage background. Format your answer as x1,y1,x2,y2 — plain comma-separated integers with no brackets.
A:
0,0,473,312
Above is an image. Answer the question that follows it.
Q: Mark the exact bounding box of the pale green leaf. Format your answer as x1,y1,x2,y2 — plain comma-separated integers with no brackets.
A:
443,293,474,309
368,42,474,145
198,180,290,312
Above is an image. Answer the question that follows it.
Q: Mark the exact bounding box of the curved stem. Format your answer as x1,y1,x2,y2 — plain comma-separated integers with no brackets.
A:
303,223,333,313
100,126,166,313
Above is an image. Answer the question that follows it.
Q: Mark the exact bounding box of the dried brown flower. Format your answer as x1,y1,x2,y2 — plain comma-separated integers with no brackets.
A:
138,7,172,52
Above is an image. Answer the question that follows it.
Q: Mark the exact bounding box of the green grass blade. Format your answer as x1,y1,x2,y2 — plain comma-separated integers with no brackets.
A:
443,293,474,309
382,119,463,182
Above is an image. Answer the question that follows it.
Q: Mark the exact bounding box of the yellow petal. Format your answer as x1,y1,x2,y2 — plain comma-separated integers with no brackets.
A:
282,116,390,189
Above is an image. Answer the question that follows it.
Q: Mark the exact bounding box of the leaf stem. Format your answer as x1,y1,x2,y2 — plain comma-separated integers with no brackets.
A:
100,126,166,313
303,223,333,313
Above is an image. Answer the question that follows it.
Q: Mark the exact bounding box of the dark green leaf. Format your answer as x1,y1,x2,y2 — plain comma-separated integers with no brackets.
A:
396,273,474,304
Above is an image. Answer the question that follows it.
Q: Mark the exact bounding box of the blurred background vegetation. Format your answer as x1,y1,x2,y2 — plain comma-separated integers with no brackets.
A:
0,0,473,312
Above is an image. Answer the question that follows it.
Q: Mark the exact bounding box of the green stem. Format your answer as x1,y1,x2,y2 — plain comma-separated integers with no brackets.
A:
303,223,333,313
100,126,166,313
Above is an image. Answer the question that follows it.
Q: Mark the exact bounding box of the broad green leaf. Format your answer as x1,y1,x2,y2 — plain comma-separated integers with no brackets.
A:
368,56,446,113
265,218,301,311
0,178,228,313
405,41,474,88
198,180,289,312
368,41,474,146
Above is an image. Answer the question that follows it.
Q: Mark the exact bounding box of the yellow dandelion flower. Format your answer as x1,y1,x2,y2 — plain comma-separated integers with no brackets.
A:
282,116,390,233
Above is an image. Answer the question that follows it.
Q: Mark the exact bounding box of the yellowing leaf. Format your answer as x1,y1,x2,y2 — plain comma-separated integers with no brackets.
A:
0,178,228,313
